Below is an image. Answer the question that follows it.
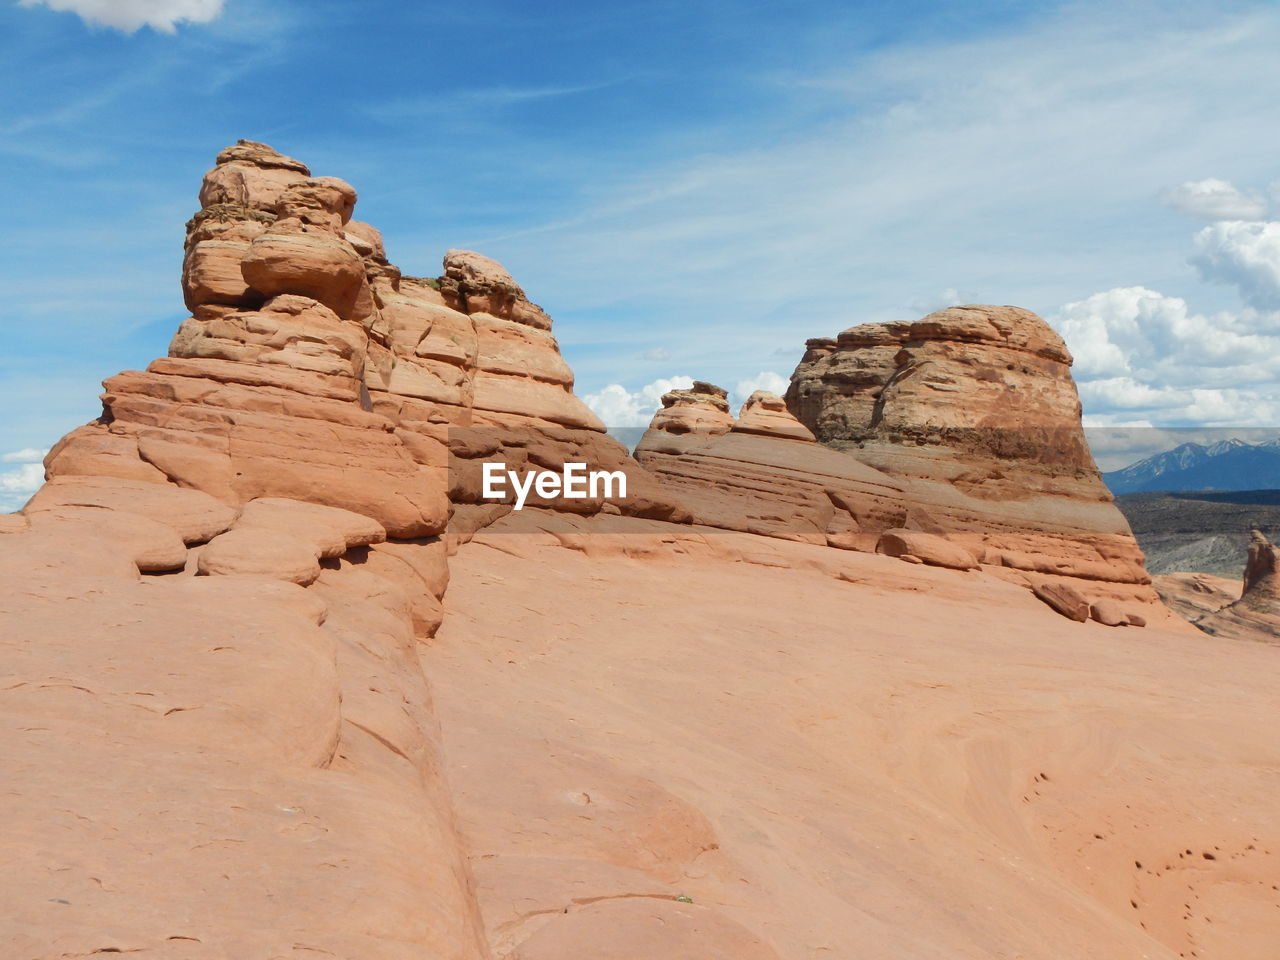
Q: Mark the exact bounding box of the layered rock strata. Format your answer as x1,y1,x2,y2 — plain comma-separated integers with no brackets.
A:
46,141,682,535
0,141,1227,959
785,306,1155,607
635,389,908,546
1,141,685,958
1191,531,1280,642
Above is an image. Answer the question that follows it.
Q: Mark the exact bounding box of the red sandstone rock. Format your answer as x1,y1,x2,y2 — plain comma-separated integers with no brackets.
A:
1194,531,1280,642
877,529,979,570
1033,580,1091,622
645,381,735,439
25,475,237,543
197,527,323,585
26,505,188,572
236,497,387,559
4,141,1263,960
1089,598,1128,627
786,305,1157,611
636,387,908,544
734,390,816,441
440,249,553,329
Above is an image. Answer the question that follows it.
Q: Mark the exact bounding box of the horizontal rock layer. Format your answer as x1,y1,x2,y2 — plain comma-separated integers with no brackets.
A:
783,305,1156,608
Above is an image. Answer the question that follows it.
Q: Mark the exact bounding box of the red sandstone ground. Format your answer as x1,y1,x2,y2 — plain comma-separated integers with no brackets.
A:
426,519,1279,960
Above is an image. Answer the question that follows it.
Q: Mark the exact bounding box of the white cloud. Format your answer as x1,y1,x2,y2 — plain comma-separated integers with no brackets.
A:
1052,287,1280,427
477,2,1280,363
731,371,790,412
1190,220,1280,311
581,376,694,428
0,448,48,464
0,453,46,513
1161,178,1269,221
17,0,226,33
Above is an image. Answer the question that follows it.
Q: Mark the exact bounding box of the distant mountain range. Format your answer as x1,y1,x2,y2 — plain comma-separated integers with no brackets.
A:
1103,438,1280,494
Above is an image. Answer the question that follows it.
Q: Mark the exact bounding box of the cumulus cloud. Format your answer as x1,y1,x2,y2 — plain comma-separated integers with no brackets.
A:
730,371,790,412
17,0,227,33
1052,287,1280,427
0,449,47,513
1190,220,1280,311
1161,178,1269,221
581,376,694,428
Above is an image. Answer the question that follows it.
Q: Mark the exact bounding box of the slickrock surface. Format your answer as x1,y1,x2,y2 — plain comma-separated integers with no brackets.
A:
1153,572,1243,624
429,518,1280,960
1,142,1276,958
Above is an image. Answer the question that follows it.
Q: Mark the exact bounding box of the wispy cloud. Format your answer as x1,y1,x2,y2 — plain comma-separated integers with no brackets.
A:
1,448,49,464
368,79,627,123
449,2,1280,422
1161,178,1270,222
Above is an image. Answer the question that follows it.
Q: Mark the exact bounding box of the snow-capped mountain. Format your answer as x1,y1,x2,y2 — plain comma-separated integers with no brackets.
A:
1103,438,1280,494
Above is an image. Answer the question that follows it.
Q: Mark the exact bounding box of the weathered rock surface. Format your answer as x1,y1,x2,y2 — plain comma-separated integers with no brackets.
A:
876,528,979,570
1,142,1274,960
1033,580,1091,621
1153,571,1242,624
5,140,689,960
45,140,681,536
636,388,908,545
644,381,735,439
1194,531,1280,642
786,305,1156,609
1089,598,1128,627
429,519,1280,960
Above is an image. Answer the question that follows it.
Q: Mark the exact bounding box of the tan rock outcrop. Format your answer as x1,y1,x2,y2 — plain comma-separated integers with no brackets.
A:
1033,580,1091,622
46,139,682,538
645,381,735,439
7,140,690,959
636,388,908,545
1153,571,1242,624
876,528,979,570
786,305,1156,609
1195,531,1280,642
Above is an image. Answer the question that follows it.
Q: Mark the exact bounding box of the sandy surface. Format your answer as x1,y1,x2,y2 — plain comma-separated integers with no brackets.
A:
427,528,1280,959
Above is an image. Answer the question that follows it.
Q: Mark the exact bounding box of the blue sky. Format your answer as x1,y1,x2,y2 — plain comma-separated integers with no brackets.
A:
4,0,1280,505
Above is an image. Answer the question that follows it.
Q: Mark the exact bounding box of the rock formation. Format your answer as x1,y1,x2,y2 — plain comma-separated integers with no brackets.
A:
1188,530,1280,642
1,142,1274,960
635,388,909,546
48,141,683,539
633,308,1160,622
3,141,689,958
1152,570,1243,623
784,305,1155,611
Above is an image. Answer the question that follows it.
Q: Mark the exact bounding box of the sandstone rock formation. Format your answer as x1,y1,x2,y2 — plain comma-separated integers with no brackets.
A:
1191,530,1280,642
785,305,1155,610
875,528,979,570
635,388,909,546
635,308,1161,623
3,140,685,959
2,142,1275,960
47,140,682,538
